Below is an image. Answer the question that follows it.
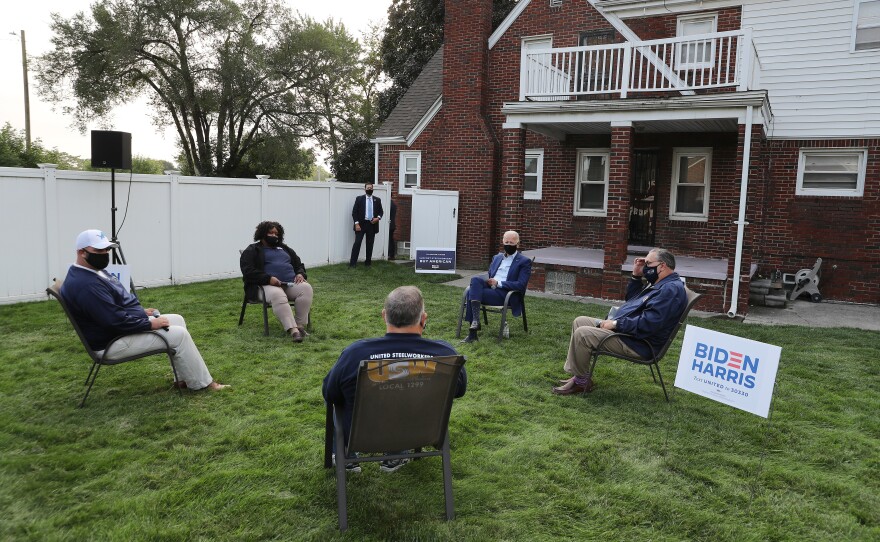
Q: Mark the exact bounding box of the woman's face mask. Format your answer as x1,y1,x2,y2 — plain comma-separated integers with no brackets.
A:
265,235,280,247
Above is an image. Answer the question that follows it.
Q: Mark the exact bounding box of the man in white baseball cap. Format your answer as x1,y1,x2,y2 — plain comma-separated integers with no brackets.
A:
60,229,227,392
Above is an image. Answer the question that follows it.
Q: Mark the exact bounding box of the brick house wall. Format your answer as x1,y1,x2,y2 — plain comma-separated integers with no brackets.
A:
378,0,880,307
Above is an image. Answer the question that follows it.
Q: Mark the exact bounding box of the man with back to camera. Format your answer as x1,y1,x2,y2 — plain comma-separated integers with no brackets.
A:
349,182,384,267
552,247,687,396
322,286,467,473
461,230,532,343
60,229,226,392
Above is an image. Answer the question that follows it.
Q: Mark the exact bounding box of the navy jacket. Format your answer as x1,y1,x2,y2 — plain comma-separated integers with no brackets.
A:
614,272,688,359
240,242,307,301
322,334,467,442
487,252,532,317
59,265,151,351
351,195,384,233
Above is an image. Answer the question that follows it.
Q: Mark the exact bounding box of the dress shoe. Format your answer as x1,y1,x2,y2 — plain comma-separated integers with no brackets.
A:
551,379,594,396
469,319,481,331
460,332,478,344
289,328,304,343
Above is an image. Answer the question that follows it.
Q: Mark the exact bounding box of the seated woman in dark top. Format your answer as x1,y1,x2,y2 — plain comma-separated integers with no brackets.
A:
240,221,314,342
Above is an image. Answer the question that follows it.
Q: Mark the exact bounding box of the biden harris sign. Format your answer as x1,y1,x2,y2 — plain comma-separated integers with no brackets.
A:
674,326,781,418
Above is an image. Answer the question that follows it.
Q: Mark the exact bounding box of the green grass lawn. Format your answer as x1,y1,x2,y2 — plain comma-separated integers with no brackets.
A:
1,261,877,541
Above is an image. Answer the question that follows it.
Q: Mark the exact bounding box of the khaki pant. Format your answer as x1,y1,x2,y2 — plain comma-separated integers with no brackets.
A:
564,316,644,376
98,314,214,389
259,282,313,331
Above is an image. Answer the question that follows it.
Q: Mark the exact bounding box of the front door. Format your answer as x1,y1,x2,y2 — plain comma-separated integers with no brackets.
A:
629,150,658,246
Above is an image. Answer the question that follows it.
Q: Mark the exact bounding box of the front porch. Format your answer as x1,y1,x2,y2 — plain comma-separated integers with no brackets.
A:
521,246,757,313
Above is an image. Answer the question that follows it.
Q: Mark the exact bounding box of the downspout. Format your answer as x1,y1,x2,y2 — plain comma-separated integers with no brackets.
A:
374,143,379,186
727,105,754,318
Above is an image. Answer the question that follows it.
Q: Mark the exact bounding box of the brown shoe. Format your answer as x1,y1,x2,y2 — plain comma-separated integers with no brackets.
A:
172,381,188,389
552,378,594,395
289,328,304,343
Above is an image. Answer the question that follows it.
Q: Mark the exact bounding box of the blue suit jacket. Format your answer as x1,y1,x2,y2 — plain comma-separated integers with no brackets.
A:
487,252,532,316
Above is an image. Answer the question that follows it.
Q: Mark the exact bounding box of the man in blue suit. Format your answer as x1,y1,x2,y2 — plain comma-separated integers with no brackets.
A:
462,230,532,343
349,183,384,267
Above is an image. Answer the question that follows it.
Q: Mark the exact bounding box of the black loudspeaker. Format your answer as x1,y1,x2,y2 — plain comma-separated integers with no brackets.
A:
91,130,132,169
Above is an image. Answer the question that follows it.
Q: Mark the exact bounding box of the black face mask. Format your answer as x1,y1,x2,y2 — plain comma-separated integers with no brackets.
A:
503,244,517,255
265,235,280,247
643,264,660,284
84,251,110,270
365,189,373,196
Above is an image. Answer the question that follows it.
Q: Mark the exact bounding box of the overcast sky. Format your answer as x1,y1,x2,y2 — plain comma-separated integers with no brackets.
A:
0,0,392,167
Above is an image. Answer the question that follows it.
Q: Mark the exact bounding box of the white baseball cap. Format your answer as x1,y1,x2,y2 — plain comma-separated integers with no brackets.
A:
75,229,118,250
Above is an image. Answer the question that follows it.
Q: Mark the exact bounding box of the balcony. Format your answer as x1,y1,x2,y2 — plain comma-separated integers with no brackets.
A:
520,30,760,101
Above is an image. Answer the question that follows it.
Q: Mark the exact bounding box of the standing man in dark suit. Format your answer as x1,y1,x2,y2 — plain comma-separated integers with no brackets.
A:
461,230,532,343
349,183,384,267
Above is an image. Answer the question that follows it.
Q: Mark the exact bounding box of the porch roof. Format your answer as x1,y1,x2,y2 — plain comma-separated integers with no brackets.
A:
501,91,771,139
522,246,757,281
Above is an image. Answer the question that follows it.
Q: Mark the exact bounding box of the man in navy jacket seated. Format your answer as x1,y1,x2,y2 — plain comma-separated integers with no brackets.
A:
552,248,687,396
60,229,226,392
322,286,467,473
461,230,532,343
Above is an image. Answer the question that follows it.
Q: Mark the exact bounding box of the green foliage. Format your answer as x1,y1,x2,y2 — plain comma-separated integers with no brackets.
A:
79,154,175,175
0,122,80,169
377,0,518,120
330,132,374,183
36,0,357,178
1,262,878,539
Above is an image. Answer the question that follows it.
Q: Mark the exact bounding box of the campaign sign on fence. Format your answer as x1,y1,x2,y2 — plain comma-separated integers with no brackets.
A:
105,264,132,293
414,248,456,274
674,325,781,418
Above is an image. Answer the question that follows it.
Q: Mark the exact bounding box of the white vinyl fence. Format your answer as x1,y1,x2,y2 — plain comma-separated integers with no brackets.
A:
0,165,390,304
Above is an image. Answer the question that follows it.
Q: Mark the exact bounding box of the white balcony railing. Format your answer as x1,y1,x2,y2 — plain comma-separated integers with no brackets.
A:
520,29,758,100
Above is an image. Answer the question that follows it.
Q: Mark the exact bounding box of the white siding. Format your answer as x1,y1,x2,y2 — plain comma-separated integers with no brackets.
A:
744,0,880,138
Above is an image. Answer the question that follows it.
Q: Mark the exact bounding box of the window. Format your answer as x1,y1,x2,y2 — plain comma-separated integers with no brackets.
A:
574,149,610,216
670,148,712,221
676,13,718,69
853,0,880,51
399,151,421,193
796,149,867,196
524,149,544,200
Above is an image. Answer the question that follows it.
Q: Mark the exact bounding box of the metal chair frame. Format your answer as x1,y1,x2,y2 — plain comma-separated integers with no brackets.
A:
588,287,702,401
46,282,181,408
323,355,465,531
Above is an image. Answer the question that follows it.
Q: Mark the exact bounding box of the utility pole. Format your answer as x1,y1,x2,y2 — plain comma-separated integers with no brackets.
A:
11,30,32,152
20,30,31,153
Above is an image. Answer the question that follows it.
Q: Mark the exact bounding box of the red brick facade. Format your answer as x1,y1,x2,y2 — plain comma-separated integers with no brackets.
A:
379,0,880,309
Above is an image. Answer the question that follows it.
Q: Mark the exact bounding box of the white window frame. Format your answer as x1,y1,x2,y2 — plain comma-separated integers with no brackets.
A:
524,149,544,200
852,0,880,52
670,147,712,222
520,34,554,101
398,151,421,194
675,13,718,70
796,148,867,197
573,148,610,217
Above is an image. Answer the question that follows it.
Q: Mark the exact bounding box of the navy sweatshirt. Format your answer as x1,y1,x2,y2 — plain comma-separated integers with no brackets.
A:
613,272,688,358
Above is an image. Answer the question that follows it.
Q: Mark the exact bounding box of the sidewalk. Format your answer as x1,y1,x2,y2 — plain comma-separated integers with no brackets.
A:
443,269,880,332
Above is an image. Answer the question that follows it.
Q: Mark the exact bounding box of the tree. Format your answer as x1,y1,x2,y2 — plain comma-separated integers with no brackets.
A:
326,21,387,183
36,0,354,177
377,0,518,120
0,122,81,169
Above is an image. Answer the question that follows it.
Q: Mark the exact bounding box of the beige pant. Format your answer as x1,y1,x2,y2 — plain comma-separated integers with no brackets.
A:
259,282,313,331
564,316,644,376
98,314,214,389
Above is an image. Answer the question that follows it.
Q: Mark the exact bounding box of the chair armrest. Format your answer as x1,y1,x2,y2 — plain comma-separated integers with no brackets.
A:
100,330,173,363
502,288,525,308
595,331,657,361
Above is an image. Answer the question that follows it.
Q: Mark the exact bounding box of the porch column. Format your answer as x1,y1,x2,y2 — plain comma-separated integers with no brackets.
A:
499,127,525,237
601,122,635,299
